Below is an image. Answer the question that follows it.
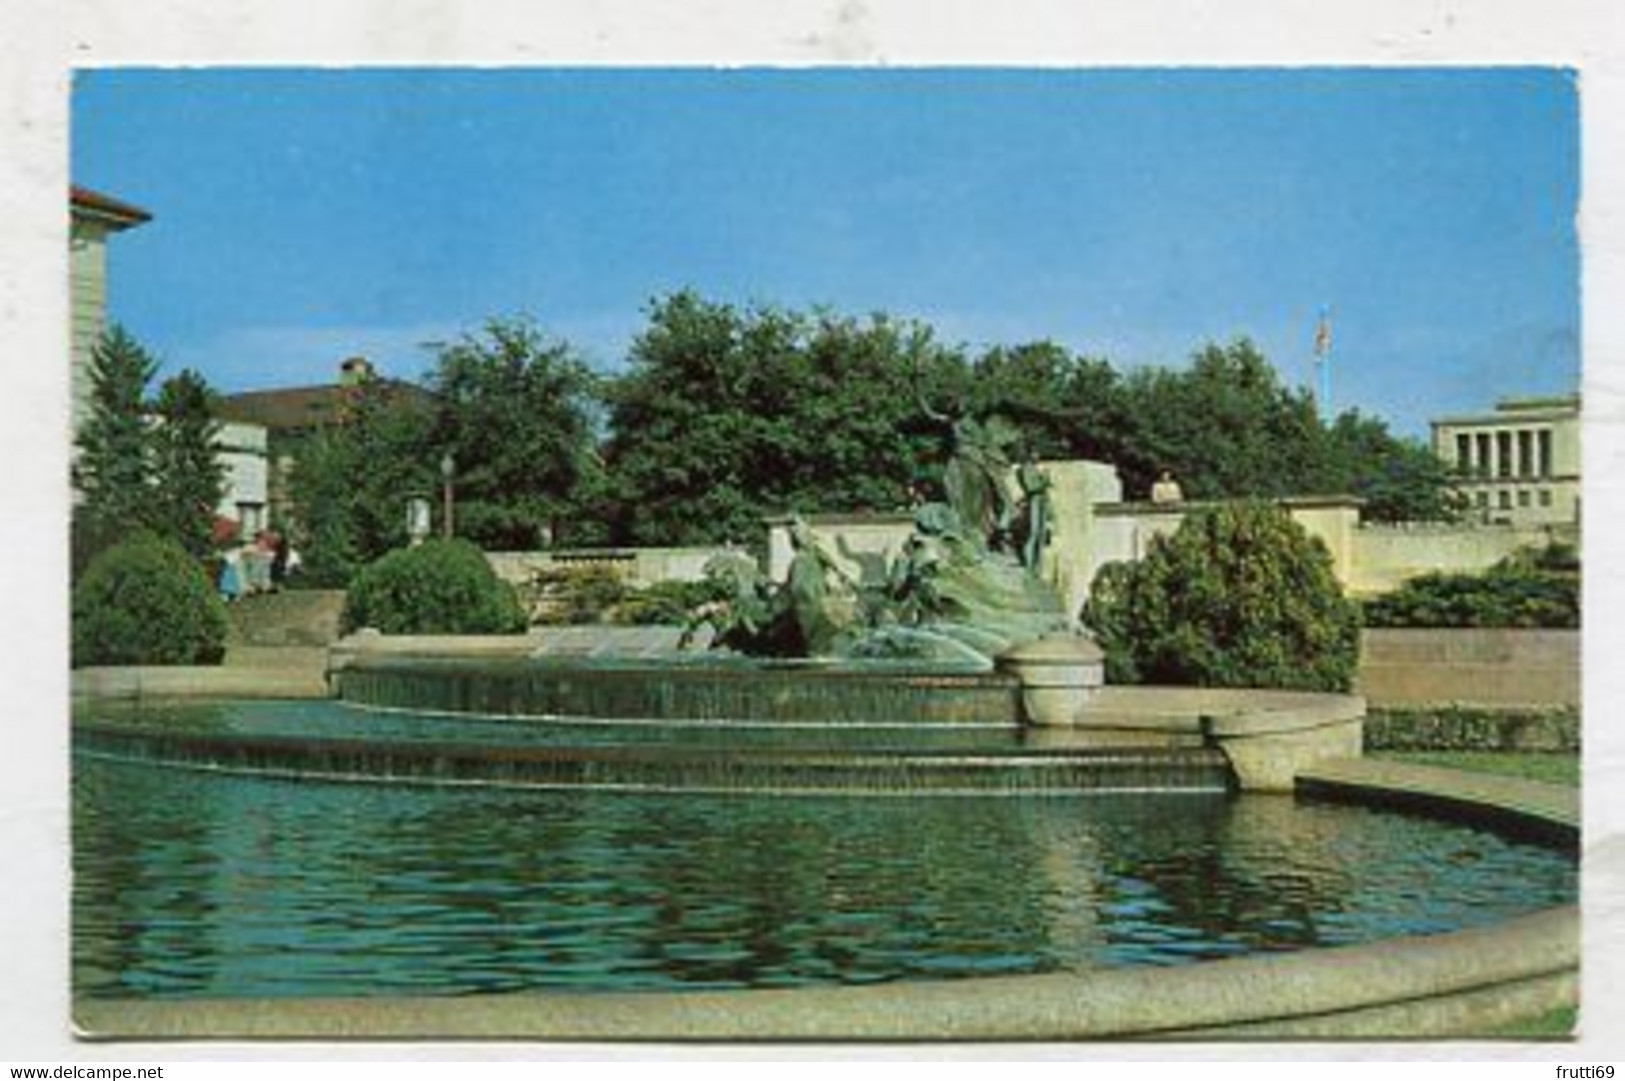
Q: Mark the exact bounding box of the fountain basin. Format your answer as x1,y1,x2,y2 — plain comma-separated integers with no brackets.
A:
331,650,1367,791
68,646,1574,1039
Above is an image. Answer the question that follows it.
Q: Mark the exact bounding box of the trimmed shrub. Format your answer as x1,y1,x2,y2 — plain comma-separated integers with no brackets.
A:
72,533,229,667
523,564,632,625
611,578,729,626
1080,502,1361,692
521,566,727,626
343,539,526,635
1362,544,1580,629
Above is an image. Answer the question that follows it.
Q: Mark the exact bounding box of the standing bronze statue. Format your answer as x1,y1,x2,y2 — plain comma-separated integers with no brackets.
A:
915,384,1021,552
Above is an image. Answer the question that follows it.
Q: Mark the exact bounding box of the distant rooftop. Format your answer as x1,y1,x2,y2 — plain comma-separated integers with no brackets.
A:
1494,393,1581,412
70,185,152,229
215,359,434,432
1430,393,1580,428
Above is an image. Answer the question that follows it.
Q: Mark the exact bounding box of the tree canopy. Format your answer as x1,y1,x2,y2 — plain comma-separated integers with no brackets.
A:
602,292,963,545
282,293,1462,573
71,327,226,573
429,318,604,549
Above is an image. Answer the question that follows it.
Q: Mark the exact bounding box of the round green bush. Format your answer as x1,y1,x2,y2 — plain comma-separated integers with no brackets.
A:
343,539,527,635
1080,502,1361,692
72,533,229,667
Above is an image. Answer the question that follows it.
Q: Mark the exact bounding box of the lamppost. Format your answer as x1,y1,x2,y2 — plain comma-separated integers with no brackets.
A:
440,452,456,540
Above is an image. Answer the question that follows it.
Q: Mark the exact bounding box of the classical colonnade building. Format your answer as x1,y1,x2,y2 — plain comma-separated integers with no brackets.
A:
1430,395,1580,526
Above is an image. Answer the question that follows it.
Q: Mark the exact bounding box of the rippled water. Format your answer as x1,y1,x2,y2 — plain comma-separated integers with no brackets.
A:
73,752,1576,999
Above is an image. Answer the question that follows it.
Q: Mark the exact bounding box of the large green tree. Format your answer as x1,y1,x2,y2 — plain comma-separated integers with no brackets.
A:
966,341,1133,465
602,292,964,545
1113,338,1327,501
1318,410,1465,523
428,318,604,550
287,376,437,585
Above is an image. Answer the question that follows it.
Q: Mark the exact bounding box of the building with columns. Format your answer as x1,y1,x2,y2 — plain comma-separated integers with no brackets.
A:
1430,395,1580,526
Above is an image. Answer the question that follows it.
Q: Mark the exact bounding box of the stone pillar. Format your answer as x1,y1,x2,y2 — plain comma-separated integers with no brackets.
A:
1035,459,1123,624
996,635,1106,727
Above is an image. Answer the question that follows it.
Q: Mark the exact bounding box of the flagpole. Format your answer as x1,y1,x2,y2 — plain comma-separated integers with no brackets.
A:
1314,309,1332,425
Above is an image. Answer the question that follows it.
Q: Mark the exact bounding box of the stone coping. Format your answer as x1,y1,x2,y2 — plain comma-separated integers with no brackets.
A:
75,906,1576,1041
72,665,329,701
1297,758,1579,848
1095,494,1365,516
1085,686,1365,738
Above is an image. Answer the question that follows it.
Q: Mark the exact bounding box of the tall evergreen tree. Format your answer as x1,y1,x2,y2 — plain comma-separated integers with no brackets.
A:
151,369,227,558
72,326,158,571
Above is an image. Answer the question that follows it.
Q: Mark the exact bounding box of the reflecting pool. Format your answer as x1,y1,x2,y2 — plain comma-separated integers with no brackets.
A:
74,748,1576,999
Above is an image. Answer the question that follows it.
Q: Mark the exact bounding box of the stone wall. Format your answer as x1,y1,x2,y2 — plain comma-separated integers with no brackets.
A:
1356,628,1579,708
764,513,914,583
486,546,734,588
1348,521,1572,596
226,589,347,647
1082,484,1571,599
481,460,1577,624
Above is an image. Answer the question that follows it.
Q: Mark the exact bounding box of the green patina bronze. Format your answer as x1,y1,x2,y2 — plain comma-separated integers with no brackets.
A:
683,391,1069,666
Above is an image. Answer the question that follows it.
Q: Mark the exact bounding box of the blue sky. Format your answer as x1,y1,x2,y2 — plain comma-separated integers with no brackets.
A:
71,67,1579,437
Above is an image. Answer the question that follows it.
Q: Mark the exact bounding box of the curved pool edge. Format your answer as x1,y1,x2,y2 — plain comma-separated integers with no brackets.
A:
1295,757,1579,850
73,905,1577,1041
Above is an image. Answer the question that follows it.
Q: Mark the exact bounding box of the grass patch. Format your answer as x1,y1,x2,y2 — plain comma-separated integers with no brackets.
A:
1371,751,1573,783
1374,751,1579,788
1484,1004,1578,1038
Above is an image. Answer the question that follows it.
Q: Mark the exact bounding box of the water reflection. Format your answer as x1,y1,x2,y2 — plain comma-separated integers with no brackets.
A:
74,757,1576,999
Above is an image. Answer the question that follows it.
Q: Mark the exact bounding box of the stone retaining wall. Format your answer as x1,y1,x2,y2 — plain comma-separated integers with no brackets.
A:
1357,628,1579,708
225,589,347,647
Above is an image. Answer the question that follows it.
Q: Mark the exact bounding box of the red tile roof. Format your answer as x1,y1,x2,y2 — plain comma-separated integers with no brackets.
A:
70,185,152,227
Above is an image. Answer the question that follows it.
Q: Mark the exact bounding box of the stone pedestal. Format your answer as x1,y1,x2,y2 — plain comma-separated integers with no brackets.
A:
997,635,1106,727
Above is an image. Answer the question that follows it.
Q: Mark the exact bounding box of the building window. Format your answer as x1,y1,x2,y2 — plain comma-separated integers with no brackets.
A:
1496,431,1513,478
1538,429,1554,478
1475,433,1492,477
237,503,265,536
1455,433,1471,472
1517,490,1531,508
1539,489,1553,507
1475,491,1489,508
1517,430,1534,477
1498,491,1512,510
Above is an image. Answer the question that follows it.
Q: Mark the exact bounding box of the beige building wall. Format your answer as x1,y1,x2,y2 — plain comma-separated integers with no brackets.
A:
70,189,150,438
215,421,271,535
69,218,113,436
